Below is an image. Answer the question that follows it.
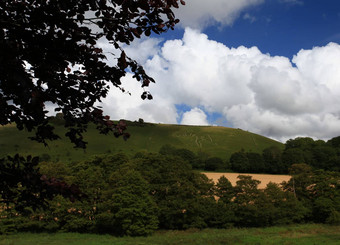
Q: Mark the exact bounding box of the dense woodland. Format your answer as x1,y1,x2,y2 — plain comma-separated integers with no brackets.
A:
1,142,340,236
160,136,340,174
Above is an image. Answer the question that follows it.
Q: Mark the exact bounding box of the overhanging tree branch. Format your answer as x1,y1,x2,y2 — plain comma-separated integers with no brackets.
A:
0,0,185,148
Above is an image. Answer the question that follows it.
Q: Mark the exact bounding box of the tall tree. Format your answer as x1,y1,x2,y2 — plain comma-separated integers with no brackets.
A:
246,152,264,173
232,175,261,227
102,165,159,236
215,176,234,204
133,153,214,229
230,151,249,173
283,165,340,224
0,0,185,147
262,146,283,174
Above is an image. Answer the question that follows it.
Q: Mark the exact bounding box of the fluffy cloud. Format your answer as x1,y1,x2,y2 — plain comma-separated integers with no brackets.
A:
174,0,264,29
181,108,209,126
99,74,178,124
101,28,340,142
121,38,163,65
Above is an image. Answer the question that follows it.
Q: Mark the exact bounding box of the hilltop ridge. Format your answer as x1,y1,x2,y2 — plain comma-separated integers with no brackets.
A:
0,119,283,162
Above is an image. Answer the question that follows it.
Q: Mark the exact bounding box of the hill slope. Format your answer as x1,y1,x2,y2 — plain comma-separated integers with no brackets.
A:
0,120,283,162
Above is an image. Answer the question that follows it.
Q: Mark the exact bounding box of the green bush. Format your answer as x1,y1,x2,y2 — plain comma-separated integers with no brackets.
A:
326,210,340,225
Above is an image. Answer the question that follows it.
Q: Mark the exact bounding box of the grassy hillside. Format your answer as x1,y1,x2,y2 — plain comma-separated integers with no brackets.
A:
0,120,283,163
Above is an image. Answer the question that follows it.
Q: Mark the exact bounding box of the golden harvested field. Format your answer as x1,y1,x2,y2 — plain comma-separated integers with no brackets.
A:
203,172,291,189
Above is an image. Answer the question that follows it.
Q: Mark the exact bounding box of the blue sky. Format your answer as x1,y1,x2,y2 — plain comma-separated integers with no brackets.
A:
171,0,340,58
99,0,340,142
212,1,340,57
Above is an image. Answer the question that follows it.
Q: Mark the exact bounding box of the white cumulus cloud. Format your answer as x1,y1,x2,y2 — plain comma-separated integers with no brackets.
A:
174,0,264,29
181,108,210,126
100,29,340,142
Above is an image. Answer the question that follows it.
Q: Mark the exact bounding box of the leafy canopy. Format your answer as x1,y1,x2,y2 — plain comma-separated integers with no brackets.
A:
0,0,185,147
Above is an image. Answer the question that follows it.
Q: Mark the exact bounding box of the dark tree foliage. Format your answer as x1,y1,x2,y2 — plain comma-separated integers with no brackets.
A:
246,152,264,173
2,153,338,234
0,154,84,212
282,136,340,172
283,165,340,224
262,146,284,174
204,157,224,171
133,153,215,230
226,136,340,174
311,145,337,170
215,176,234,204
0,0,185,147
327,136,340,148
230,151,249,173
232,175,261,227
159,144,179,156
281,148,305,168
107,167,159,236
285,137,315,150
159,144,200,168
259,182,307,226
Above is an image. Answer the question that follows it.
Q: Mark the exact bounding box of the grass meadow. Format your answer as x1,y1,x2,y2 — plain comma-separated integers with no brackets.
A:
0,224,339,245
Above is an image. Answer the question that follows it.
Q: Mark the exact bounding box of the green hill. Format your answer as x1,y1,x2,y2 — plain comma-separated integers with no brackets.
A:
0,120,284,163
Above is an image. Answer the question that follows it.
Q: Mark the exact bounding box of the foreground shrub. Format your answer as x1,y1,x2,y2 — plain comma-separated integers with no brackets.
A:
97,166,159,236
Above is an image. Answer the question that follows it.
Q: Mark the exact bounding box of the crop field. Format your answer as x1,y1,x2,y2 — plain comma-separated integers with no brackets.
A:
0,224,339,245
203,172,291,188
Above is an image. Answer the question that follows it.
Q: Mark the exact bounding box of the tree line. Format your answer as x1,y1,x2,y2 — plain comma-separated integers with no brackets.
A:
1,152,339,236
159,136,340,174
